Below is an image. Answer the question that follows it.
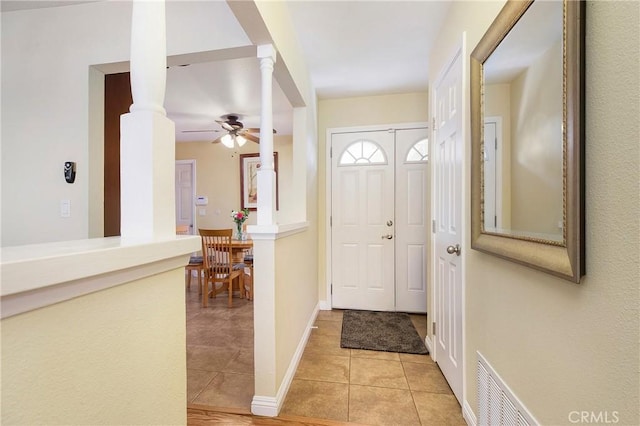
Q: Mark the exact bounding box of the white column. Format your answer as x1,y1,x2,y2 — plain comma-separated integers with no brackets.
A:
256,44,277,226
120,0,175,241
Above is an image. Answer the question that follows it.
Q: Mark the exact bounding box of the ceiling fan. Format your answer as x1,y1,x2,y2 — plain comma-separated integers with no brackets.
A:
182,114,276,148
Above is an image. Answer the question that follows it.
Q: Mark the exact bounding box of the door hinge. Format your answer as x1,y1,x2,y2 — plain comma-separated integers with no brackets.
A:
494,216,497,227
330,146,333,158
432,322,436,335
432,117,437,131
330,216,332,227
330,284,333,295
432,219,436,234
495,136,498,150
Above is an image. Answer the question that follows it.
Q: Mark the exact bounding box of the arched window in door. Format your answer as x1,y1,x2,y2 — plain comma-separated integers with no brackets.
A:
405,138,429,163
338,139,387,165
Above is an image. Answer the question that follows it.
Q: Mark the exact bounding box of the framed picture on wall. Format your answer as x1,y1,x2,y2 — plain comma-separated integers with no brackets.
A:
239,152,279,211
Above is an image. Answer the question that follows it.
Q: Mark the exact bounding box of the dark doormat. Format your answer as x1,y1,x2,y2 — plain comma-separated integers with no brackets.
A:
340,310,429,355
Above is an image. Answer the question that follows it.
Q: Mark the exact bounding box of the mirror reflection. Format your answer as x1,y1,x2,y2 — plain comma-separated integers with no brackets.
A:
482,0,564,243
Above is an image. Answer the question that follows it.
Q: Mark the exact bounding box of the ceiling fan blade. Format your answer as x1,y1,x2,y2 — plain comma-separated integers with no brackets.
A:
182,129,219,133
211,135,223,144
216,120,235,132
243,133,260,144
245,128,278,134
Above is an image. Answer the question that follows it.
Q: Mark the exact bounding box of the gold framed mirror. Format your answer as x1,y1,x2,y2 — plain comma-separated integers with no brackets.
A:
470,0,585,283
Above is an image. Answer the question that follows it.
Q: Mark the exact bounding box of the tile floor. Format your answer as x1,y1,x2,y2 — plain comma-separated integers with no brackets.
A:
186,286,255,408
186,287,465,425
281,310,466,425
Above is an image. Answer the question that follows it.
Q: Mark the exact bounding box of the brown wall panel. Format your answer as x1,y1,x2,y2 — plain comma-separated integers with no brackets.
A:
103,72,131,237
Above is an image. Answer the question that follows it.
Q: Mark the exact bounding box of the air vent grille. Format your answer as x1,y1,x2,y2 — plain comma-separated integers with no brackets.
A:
477,352,537,426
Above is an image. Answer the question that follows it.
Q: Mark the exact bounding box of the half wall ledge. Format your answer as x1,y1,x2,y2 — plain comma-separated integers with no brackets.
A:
0,235,201,319
246,222,309,240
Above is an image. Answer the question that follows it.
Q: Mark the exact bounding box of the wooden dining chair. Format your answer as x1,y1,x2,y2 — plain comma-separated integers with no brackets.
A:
243,247,254,300
199,229,245,308
184,255,204,293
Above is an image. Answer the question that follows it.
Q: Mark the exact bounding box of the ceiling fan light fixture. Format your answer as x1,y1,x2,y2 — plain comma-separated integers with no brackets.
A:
236,135,247,147
220,134,234,148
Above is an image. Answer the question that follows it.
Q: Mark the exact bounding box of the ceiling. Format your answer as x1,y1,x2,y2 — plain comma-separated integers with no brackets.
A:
2,0,452,143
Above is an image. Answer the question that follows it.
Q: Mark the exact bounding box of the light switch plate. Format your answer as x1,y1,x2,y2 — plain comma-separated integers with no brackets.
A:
60,200,71,217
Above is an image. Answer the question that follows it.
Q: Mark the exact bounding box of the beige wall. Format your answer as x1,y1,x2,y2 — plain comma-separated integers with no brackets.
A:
175,136,293,231
430,1,639,424
317,92,429,303
274,230,319,384
510,40,563,236
1,268,187,424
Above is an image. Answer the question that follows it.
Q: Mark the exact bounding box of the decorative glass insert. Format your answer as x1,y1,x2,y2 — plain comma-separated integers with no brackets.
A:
405,138,429,163
339,140,387,165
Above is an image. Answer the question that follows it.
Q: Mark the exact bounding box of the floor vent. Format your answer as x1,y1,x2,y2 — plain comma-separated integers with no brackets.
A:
477,352,537,426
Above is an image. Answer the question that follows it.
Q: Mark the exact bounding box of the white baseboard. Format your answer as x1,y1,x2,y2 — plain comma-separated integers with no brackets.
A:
425,335,433,355
318,300,331,310
463,400,477,426
251,302,320,417
251,396,279,417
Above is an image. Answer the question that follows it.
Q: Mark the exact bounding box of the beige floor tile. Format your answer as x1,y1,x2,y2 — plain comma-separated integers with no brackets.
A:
351,349,400,361
295,353,350,383
192,372,255,409
188,325,254,348
187,327,235,347
409,314,428,340
313,319,343,336
186,345,240,372
399,353,434,364
188,308,235,325
304,331,351,357
222,348,254,375
412,390,466,425
350,357,409,389
349,385,421,425
186,369,218,403
281,379,349,421
402,362,453,394
316,309,344,322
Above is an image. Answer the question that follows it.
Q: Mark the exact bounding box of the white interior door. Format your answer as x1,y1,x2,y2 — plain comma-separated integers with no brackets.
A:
395,128,429,313
175,160,195,234
483,117,503,231
331,130,395,311
433,49,464,403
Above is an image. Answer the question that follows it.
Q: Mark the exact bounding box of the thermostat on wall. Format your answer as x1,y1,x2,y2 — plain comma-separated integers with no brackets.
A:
195,196,208,206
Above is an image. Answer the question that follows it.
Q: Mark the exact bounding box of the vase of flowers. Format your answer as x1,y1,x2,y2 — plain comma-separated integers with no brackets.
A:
231,208,250,240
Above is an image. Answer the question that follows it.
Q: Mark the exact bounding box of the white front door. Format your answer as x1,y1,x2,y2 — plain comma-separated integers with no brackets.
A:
175,160,195,234
331,130,396,311
331,127,429,313
433,48,464,403
395,128,429,313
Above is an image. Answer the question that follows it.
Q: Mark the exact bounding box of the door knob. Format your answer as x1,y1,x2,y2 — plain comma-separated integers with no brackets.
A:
381,234,393,239
446,244,461,256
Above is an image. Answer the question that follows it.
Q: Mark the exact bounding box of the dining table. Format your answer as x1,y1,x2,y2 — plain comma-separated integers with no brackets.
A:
230,238,253,264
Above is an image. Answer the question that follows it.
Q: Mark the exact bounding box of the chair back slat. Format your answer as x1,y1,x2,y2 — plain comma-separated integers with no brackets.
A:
199,229,233,277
